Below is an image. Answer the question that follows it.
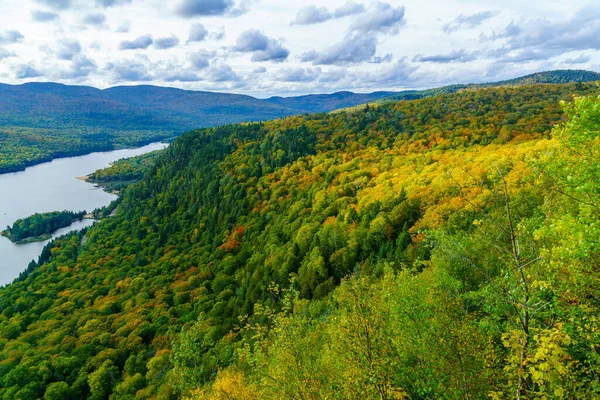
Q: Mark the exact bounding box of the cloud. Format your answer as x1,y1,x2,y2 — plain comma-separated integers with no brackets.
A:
58,55,98,79
34,0,71,10
413,49,479,63
15,64,43,79
210,28,226,41
291,6,332,26
163,71,203,82
350,1,406,35
190,49,215,69
83,13,107,27
291,1,365,26
175,0,248,18
302,2,406,66
363,58,417,85
32,10,59,22
334,1,366,18
310,34,378,65
205,63,241,82
56,39,82,60
318,69,346,83
119,35,153,50
234,30,289,62
0,48,15,60
482,6,600,64
564,54,591,64
0,31,24,45
107,60,152,81
95,0,132,7
443,10,499,33
115,21,131,33
277,67,321,82
188,23,208,42
154,36,180,50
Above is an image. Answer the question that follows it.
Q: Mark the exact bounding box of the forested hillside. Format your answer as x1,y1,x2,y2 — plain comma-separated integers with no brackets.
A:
0,83,388,173
0,83,598,399
384,69,600,102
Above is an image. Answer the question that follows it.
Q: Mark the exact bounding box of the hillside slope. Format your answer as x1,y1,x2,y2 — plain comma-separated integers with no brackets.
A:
383,69,600,102
1,69,598,174
0,82,598,399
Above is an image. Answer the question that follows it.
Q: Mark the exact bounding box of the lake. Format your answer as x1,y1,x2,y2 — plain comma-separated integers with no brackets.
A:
0,142,167,285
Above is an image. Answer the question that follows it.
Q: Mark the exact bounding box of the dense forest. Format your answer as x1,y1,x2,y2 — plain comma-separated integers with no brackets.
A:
0,126,171,174
88,151,164,193
1,70,598,174
2,211,87,243
0,82,395,173
0,82,598,399
384,69,600,103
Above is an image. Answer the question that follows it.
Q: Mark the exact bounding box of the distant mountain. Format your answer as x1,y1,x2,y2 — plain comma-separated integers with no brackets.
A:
0,83,397,133
383,69,600,103
1,70,598,133
0,83,295,132
1,69,598,173
264,91,397,113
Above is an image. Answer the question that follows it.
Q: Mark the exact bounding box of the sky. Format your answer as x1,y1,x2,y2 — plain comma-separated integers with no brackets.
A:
0,0,598,97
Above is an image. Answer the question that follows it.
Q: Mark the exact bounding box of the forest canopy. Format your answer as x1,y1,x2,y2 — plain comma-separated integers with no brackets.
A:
0,82,598,399
2,210,87,244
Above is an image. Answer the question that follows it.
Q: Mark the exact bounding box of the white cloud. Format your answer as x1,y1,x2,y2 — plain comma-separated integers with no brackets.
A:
0,0,597,96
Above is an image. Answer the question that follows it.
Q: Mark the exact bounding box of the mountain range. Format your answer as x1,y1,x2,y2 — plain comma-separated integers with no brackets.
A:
1,69,599,133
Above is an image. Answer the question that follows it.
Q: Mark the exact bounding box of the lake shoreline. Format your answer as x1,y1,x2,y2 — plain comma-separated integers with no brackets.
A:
0,230,52,244
0,138,172,176
0,141,169,284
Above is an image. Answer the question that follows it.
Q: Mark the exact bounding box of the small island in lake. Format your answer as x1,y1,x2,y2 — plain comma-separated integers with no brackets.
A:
1,210,88,244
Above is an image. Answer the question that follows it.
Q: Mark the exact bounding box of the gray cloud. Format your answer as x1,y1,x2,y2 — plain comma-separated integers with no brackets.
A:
0,31,24,45
277,67,322,82
302,2,406,66
190,49,215,69
318,69,346,83
119,35,153,50
95,0,132,7
363,58,417,85
32,10,59,22
56,39,82,60
443,10,499,33
115,21,131,33
291,1,366,26
210,28,226,41
413,49,479,63
564,54,591,64
310,33,377,65
154,36,181,50
107,60,152,81
34,0,71,10
15,64,43,79
482,6,600,64
334,1,365,18
205,63,241,82
176,0,248,18
0,48,15,60
350,2,406,35
234,30,289,62
188,23,208,42
58,55,97,79
83,13,107,27
163,71,203,82
291,6,332,26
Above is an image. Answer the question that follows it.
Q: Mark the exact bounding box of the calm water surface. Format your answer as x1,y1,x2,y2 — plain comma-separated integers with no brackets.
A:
0,143,167,285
